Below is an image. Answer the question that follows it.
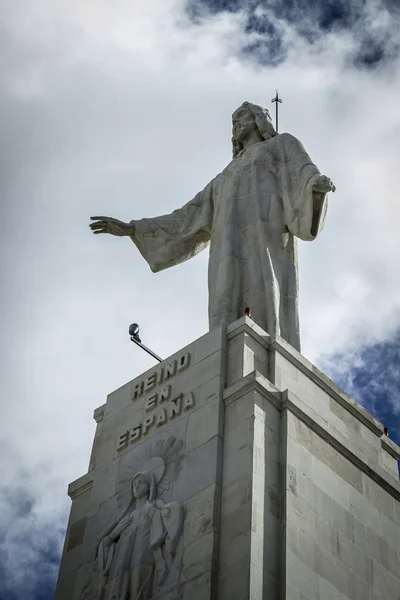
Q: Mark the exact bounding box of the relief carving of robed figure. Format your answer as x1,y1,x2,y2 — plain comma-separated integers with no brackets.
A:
90,101,335,351
96,470,183,600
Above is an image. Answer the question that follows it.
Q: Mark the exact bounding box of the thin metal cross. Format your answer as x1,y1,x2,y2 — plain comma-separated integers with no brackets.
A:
271,90,282,133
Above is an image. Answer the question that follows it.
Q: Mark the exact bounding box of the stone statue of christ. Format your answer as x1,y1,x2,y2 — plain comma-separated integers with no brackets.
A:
90,101,335,351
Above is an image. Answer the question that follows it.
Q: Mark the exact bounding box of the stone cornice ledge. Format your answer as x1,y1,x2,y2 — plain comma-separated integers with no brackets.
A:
381,435,400,460
227,316,271,349
269,335,384,437
93,404,105,423
68,472,94,500
282,389,400,501
223,370,281,409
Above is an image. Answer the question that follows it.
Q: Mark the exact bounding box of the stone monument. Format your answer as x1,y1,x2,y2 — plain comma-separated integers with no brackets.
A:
55,103,400,599
89,101,336,352
56,320,400,599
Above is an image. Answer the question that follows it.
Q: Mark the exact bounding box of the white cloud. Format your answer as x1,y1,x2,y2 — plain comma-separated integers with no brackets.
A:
1,0,400,595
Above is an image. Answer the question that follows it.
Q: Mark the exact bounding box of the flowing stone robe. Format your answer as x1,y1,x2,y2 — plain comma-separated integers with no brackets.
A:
131,133,328,351
97,500,182,600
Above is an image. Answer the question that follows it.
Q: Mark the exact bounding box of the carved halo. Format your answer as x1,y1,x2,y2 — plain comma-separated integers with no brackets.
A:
116,436,183,514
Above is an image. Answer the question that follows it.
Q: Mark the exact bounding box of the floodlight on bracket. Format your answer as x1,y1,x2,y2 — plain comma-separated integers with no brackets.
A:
129,323,163,363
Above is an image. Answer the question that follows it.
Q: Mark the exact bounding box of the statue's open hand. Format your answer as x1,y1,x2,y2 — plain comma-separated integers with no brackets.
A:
90,216,134,237
313,175,336,194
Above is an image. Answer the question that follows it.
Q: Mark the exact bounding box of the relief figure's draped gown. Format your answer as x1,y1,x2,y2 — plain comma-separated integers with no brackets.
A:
131,133,328,351
105,507,153,600
99,500,182,600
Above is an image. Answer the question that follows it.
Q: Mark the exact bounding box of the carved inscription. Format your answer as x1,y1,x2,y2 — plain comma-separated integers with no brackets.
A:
117,392,195,450
116,351,194,451
132,352,191,400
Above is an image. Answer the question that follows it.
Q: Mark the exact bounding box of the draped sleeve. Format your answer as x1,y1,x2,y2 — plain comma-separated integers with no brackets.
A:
130,179,214,273
277,133,328,241
147,501,183,555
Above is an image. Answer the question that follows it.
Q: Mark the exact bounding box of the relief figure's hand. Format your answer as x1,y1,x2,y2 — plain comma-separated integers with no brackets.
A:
110,515,133,540
90,216,135,237
312,175,336,194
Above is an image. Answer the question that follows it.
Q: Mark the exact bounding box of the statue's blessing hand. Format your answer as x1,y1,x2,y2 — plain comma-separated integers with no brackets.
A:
313,175,336,194
89,216,134,237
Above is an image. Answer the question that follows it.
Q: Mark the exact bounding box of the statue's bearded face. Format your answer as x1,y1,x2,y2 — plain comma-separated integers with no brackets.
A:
232,105,255,143
132,474,149,499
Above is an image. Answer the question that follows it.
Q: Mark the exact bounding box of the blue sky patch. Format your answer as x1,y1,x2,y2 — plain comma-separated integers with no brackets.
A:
323,332,400,446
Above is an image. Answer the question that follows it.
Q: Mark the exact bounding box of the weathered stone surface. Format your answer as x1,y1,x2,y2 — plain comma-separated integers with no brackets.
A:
103,380,134,420
220,475,251,518
218,562,250,600
173,435,222,502
180,570,213,600
193,325,226,364
348,487,382,535
67,517,87,552
185,395,223,453
318,577,349,600
87,457,119,517
183,483,220,549
219,506,251,576
363,474,396,520
72,562,97,600
182,531,216,582
80,494,119,564
68,480,93,525
286,551,319,600
381,511,400,552
379,444,400,478
55,545,82,600
227,329,269,386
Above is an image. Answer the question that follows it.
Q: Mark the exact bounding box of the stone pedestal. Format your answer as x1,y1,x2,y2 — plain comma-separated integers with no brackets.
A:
55,317,400,600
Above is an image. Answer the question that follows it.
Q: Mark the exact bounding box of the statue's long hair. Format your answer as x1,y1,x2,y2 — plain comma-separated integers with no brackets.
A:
232,101,277,158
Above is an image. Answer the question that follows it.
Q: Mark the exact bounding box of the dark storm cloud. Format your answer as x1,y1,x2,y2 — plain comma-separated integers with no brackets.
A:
186,0,400,67
187,0,358,29
0,477,64,600
322,330,400,446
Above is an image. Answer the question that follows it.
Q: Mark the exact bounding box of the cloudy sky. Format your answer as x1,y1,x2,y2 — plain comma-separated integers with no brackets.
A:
1,0,400,597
